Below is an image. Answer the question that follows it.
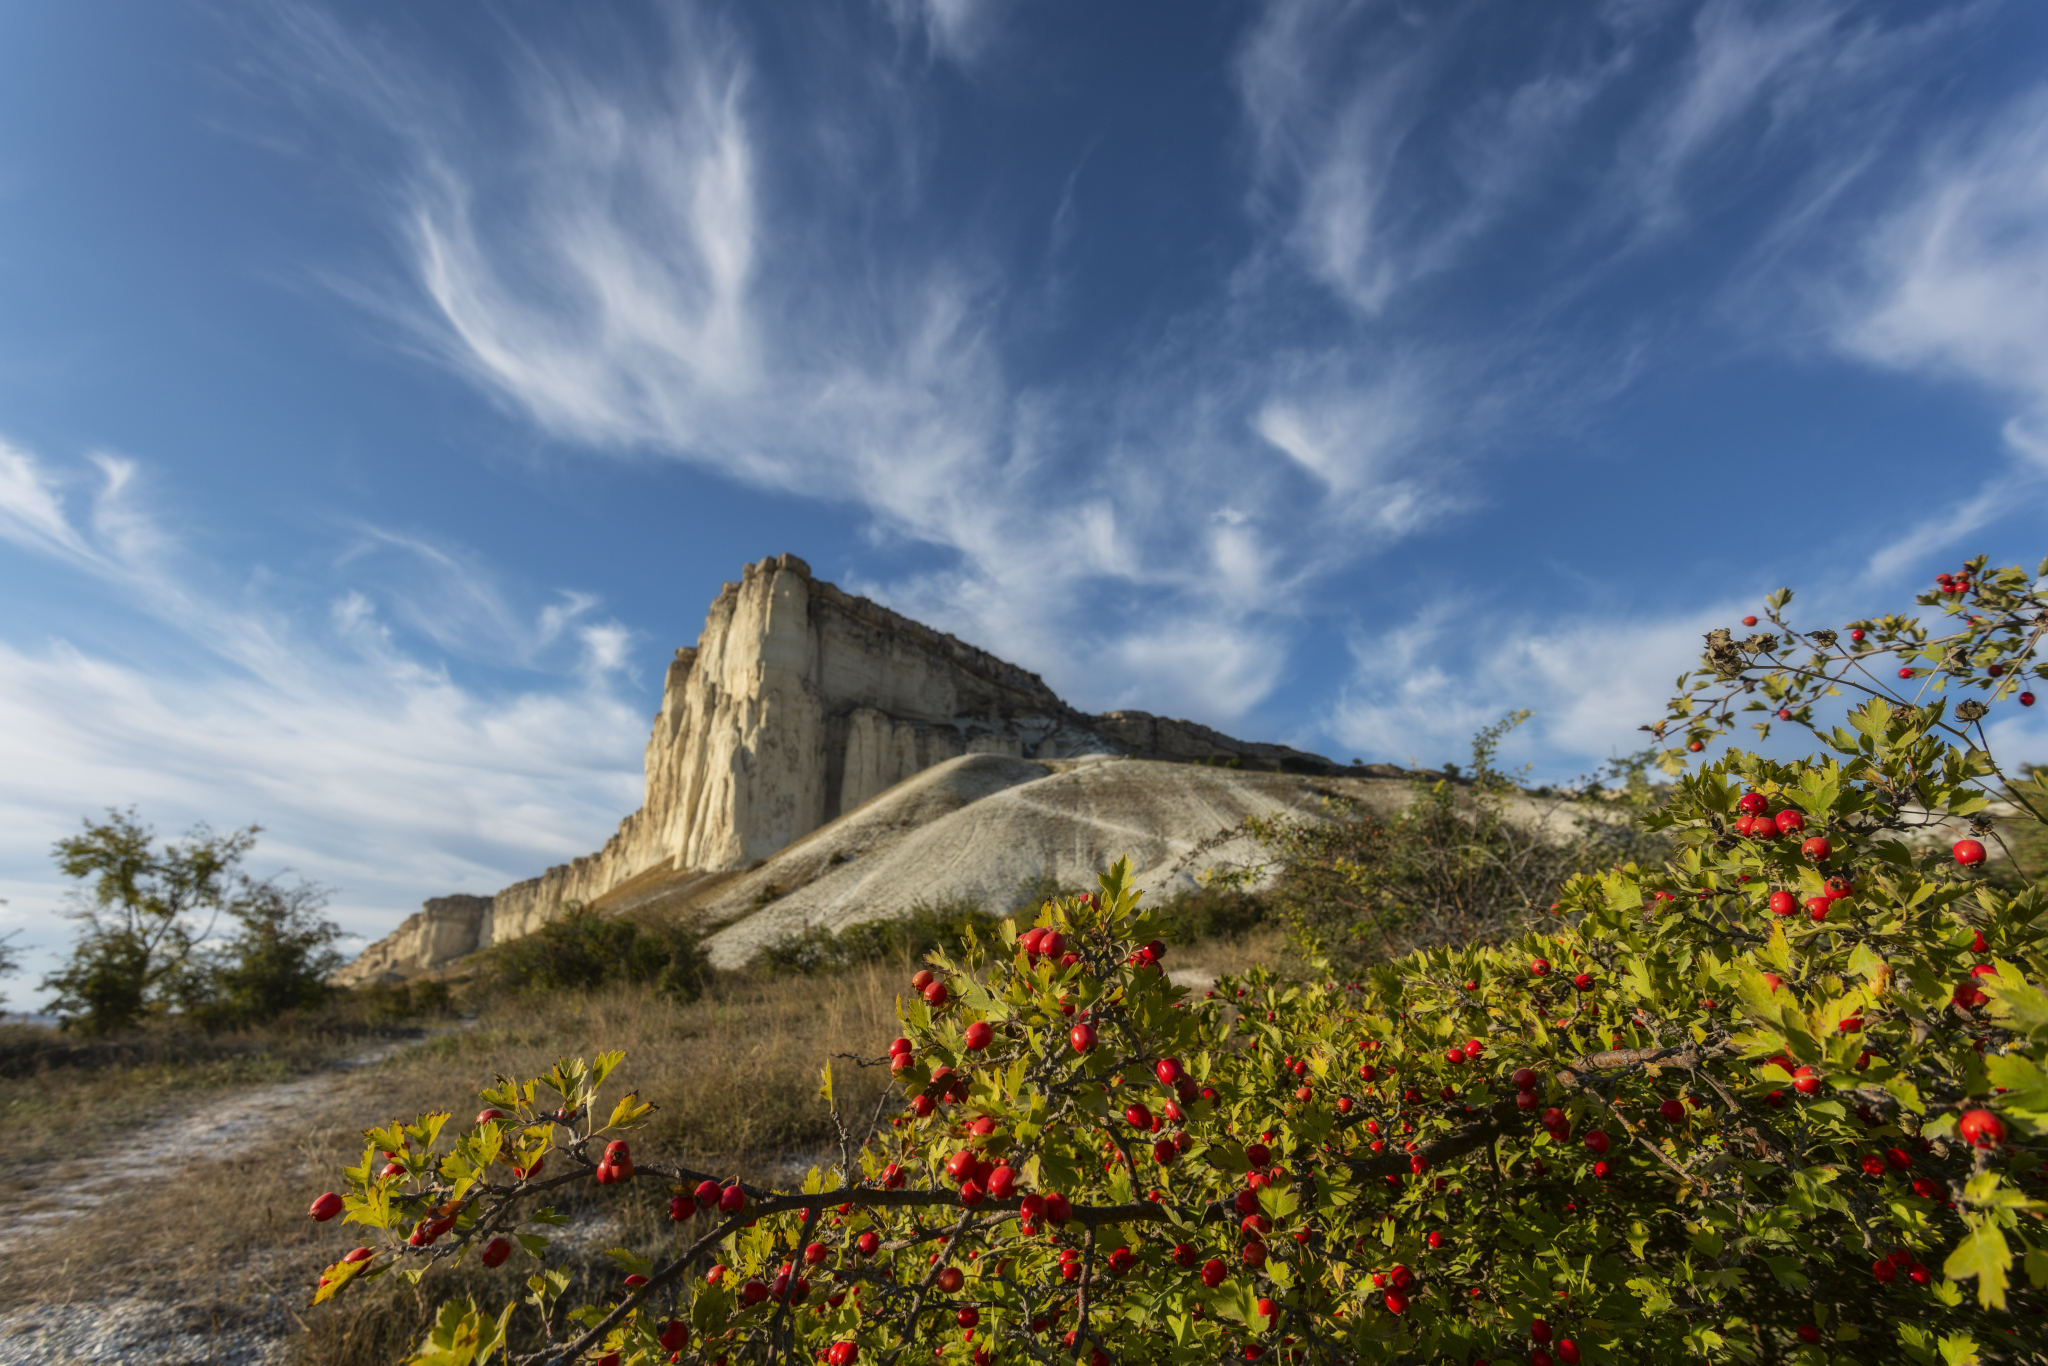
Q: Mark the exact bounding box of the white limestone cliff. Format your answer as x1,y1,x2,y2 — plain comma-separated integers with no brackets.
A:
333,553,1345,984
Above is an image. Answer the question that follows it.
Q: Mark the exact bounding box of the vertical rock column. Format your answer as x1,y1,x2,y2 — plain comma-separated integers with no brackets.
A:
665,555,828,870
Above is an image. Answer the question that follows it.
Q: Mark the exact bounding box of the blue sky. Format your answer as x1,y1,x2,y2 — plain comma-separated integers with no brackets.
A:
4,0,2047,986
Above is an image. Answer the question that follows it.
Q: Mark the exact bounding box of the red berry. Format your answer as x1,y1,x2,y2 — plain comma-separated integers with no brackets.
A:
476,1108,506,1124
1774,809,1804,834
964,1021,993,1051
1873,1258,1896,1283
1793,1066,1821,1095
923,980,949,1007
1768,890,1796,917
1796,1326,1819,1344
1559,1341,1581,1364
1742,616,1758,626
720,1184,746,1214
1530,958,1551,978
1511,1068,1538,1090
1958,1109,2006,1148
1953,839,1986,866
829,1343,858,1366
1572,973,1593,992
1688,741,1704,752
481,1236,512,1268
1802,835,1831,861
1201,1258,1227,1287
668,1195,697,1221
1738,792,1769,815
1584,1129,1610,1155
1659,1098,1685,1122
309,1192,344,1222
1806,897,1831,922
1850,628,1865,641
1531,1318,1553,1343
1898,667,1915,679
1070,1023,1096,1053
1156,1057,1184,1086
2022,692,2037,706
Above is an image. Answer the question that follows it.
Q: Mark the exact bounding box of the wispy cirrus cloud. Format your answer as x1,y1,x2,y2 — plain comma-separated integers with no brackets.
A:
875,0,1011,66
245,1,1474,724
1830,87,2048,470
238,0,2030,745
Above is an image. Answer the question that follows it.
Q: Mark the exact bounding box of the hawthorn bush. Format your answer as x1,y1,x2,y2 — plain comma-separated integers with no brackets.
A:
308,559,2048,1366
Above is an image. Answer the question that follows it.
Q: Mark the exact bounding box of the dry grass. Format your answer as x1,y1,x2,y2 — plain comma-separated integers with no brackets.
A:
0,1021,417,1173
1165,925,1297,983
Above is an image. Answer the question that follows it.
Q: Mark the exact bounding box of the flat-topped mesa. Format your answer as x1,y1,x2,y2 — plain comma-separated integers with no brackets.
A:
332,553,1338,984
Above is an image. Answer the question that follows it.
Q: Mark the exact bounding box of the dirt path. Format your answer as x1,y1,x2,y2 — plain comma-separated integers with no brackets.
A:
0,1036,422,1257
0,1031,459,1365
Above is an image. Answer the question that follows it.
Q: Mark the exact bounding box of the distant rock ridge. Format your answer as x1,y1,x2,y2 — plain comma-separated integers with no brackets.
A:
333,553,1348,985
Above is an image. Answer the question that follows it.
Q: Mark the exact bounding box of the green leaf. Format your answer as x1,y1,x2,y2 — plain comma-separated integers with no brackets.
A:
1936,1333,1982,1366
1943,1220,2012,1310
589,1050,627,1094
605,1246,654,1278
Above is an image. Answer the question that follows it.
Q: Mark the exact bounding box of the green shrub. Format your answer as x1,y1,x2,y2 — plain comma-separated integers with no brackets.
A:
350,978,456,1024
1145,880,1272,942
485,906,707,1001
755,894,1001,976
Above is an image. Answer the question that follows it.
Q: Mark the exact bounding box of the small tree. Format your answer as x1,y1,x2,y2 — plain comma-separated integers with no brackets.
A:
43,810,256,1034
0,924,19,1011
42,810,339,1033
199,877,344,1026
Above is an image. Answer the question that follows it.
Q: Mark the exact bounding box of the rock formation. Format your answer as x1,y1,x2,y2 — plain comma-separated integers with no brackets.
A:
330,896,492,985
334,553,1345,985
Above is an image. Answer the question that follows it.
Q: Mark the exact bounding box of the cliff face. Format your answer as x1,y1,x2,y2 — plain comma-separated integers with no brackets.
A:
330,895,492,986
334,552,1337,984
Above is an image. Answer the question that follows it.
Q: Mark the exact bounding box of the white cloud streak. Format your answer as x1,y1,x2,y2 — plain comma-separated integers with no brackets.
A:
0,442,646,998
1832,88,2048,471
1327,597,1734,774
